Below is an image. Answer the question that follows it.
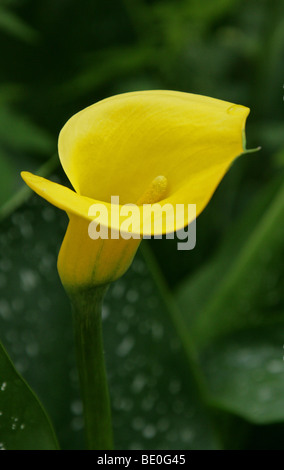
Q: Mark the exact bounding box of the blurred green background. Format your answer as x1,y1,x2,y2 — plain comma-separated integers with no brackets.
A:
0,0,284,450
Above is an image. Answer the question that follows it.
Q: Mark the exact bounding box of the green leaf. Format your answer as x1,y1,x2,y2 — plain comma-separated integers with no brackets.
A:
0,154,58,220
0,105,54,208
175,173,284,425
0,183,220,450
177,176,284,348
0,106,53,155
58,45,156,100
0,7,38,42
0,341,59,450
201,324,284,424
0,151,14,207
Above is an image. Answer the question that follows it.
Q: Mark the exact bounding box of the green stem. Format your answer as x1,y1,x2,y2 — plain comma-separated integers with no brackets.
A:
70,285,113,450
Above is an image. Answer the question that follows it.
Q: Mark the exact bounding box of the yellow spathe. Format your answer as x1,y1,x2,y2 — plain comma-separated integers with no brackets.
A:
21,90,250,289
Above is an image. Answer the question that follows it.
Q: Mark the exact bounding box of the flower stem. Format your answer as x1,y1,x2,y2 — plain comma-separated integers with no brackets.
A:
70,285,113,450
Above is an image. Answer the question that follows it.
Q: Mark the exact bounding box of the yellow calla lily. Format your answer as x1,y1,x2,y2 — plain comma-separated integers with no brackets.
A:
21,90,250,290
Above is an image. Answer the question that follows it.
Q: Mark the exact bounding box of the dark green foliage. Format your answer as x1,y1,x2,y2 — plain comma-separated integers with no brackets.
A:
0,0,283,449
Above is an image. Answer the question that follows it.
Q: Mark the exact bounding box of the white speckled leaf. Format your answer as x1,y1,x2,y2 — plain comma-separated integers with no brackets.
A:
0,184,219,450
0,341,59,449
202,325,284,424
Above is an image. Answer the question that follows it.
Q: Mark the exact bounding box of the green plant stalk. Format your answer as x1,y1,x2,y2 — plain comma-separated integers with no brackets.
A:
70,285,113,450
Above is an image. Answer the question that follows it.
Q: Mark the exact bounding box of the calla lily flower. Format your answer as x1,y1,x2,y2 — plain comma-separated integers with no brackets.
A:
21,90,250,290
